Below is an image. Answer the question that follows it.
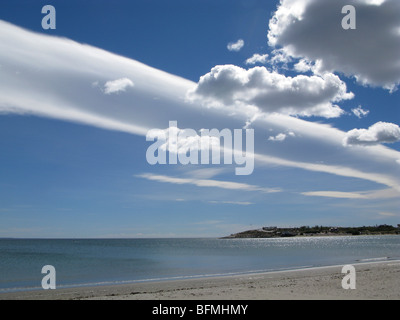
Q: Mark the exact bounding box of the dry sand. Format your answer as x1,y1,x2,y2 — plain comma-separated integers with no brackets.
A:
1,260,400,300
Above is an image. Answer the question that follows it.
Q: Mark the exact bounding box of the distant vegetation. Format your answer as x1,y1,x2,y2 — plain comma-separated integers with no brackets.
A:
222,224,400,238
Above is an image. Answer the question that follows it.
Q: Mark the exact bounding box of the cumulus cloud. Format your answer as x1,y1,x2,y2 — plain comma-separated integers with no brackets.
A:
344,121,400,146
294,59,314,73
104,78,134,94
268,49,293,70
268,0,400,89
227,39,244,52
245,53,269,65
268,131,295,142
189,64,354,118
1,20,399,193
352,105,370,118
146,123,220,156
268,133,287,142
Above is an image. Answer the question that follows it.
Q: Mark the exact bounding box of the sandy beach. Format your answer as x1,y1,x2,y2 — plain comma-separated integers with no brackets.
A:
1,260,399,300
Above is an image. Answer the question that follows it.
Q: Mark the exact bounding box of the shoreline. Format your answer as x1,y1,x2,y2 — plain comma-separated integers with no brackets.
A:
1,233,399,240
220,233,400,239
2,260,400,300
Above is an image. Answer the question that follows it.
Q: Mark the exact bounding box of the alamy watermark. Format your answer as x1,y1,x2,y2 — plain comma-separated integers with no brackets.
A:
342,5,356,30
41,265,56,290
146,121,254,175
41,5,56,30
341,265,356,290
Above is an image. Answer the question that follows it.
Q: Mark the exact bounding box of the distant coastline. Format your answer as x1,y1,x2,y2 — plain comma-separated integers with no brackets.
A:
222,224,400,239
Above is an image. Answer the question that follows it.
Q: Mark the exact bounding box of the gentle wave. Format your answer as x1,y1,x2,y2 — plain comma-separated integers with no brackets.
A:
357,257,390,262
0,264,317,293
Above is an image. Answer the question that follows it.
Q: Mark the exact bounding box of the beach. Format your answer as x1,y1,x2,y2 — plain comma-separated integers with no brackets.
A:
2,260,399,300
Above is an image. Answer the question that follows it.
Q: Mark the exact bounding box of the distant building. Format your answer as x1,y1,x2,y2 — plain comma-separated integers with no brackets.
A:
263,226,277,231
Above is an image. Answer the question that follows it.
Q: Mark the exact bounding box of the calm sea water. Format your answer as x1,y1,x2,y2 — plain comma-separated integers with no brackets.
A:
1,236,399,292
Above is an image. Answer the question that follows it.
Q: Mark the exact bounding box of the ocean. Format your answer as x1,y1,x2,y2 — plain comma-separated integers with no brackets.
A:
1,235,399,292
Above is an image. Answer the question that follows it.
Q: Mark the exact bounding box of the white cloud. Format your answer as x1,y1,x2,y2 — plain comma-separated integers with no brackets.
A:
104,78,134,94
301,187,400,200
189,64,354,118
378,212,398,217
269,131,295,142
184,168,227,179
0,20,194,137
245,53,269,65
344,122,400,146
268,133,287,142
363,0,387,6
301,191,368,199
136,173,280,193
352,105,370,118
208,201,254,205
254,147,400,192
268,49,293,70
293,59,313,73
147,124,221,156
1,20,399,195
268,0,400,89
227,39,244,52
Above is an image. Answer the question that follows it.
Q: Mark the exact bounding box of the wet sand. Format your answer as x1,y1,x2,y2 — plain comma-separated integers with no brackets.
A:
1,260,400,300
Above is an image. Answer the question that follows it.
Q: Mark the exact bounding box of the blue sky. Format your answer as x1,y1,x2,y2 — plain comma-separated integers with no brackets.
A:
0,0,399,238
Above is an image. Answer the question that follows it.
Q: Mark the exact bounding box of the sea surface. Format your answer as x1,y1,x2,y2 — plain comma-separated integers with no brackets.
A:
1,235,399,292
